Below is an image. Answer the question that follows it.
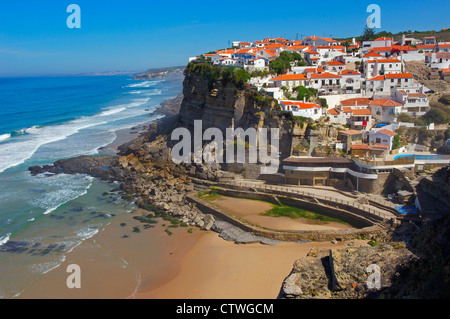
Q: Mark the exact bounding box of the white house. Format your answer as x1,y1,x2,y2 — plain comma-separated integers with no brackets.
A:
425,52,450,69
339,70,362,93
244,58,268,72
303,36,337,47
392,88,430,117
271,74,307,90
369,99,403,123
281,100,323,120
305,72,342,94
368,128,396,150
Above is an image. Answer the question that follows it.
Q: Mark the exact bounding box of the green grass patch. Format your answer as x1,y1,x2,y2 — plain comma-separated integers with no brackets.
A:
261,204,347,224
197,189,222,202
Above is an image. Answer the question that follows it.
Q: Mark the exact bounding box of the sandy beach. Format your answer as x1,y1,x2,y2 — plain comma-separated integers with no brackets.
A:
135,232,357,299
16,202,364,299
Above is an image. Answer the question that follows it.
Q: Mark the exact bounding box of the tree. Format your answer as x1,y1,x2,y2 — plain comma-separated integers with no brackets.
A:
361,25,376,42
392,134,400,149
269,51,295,75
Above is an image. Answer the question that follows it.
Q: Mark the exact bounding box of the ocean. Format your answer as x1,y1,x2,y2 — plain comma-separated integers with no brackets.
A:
0,74,183,298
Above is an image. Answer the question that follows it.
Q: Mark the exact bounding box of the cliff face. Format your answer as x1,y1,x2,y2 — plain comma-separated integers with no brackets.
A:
177,65,310,164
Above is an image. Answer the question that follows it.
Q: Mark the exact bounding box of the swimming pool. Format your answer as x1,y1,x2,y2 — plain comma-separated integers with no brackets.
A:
394,154,450,161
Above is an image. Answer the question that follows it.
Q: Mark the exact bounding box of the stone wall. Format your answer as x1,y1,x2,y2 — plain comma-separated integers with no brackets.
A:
187,189,386,242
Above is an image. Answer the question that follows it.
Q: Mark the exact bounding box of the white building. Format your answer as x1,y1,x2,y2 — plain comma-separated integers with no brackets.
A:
271,74,307,90
339,70,362,93
280,100,323,120
368,128,396,150
369,99,403,123
303,36,337,47
392,88,430,117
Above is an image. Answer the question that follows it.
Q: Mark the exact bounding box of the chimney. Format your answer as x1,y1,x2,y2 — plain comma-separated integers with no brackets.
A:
402,34,405,46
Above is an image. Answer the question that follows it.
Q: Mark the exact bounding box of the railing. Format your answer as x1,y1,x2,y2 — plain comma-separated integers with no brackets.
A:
220,180,396,222
352,156,415,167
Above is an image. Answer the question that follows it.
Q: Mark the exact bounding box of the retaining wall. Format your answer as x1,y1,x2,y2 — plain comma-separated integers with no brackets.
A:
187,189,387,242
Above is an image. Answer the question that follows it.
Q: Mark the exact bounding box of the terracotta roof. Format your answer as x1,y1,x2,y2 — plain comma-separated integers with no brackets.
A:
281,101,321,109
408,93,426,98
352,109,372,116
369,47,393,52
363,52,383,57
340,70,360,75
327,108,340,115
339,129,363,135
442,68,450,74
377,58,401,63
417,44,435,49
376,129,395,136
374,37,392,41
438,43,450,48
351,144,372,150
391,45,418,51
340,98,371,106
310,72,341,79
342,107,353,113
271,74,307,81
305,67,325,74
326,61,345,66
385,73,413,79
368,75,385,81
369,99,403,107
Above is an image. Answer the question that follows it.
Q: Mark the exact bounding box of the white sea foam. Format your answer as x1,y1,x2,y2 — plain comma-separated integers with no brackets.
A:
29,174,94,216
0,233,11,246
125,80,162,88
0,133,10,142
0,96,151,173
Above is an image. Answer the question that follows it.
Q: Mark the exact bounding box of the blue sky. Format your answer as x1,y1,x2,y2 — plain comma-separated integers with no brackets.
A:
0,0,448,77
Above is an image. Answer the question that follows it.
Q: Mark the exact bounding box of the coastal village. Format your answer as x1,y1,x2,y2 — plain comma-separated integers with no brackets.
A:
187,32,450,209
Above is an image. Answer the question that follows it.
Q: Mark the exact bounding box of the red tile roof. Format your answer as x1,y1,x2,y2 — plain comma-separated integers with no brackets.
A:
271,74,307,81
369,47,393,52
385,73,413,79
340,70,360,75
326,61,345,66
376,129,395,136
327,108,340,115
282,101,321,109
363,52,383,58
377,59,401,63
352,109,372,116
351,144,372,150
340,98,372,106
310,72,341,79
369,99,403,107
368,75,385,81
374,37,392,41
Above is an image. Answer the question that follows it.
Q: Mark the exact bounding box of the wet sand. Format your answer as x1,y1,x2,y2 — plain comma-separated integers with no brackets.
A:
17,206,365,299
212,196,354,231
16,210,203,299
